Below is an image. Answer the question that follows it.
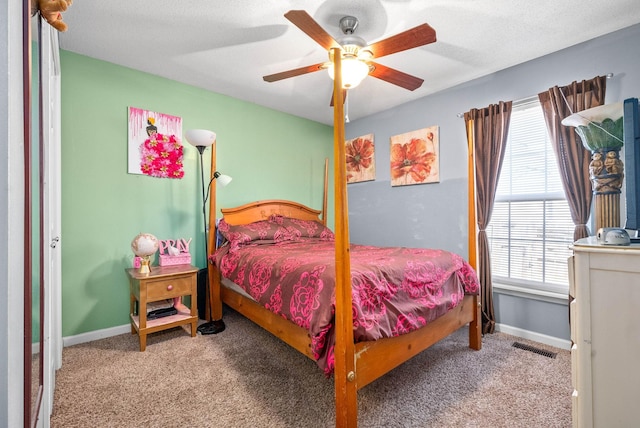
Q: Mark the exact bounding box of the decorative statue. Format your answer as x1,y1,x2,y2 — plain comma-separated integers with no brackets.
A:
591,150,624,194
589,152,604,178
604,150,624,175
562,103,624,229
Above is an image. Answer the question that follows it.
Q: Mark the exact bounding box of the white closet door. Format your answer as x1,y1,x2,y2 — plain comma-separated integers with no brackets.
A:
39,21,62,428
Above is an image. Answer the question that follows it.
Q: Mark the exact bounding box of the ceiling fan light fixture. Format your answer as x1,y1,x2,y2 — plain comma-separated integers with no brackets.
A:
338,35,366,51
327,57,369,89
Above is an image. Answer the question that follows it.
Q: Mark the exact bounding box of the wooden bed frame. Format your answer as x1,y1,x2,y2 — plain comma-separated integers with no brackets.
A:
206,52,481,427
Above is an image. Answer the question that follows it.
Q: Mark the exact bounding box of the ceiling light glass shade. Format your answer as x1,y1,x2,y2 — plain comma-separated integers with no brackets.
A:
185,129,216,147
327,58,369,89
213,171,232,187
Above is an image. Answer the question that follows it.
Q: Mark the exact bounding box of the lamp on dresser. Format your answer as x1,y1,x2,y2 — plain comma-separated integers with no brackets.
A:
562,103,624,230
185,129,231,335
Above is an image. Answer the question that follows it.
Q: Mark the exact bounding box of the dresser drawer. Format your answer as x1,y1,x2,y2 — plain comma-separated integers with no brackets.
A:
571,390,579,428
569,299,577,341
571,343,578,389
567,256,575,297
589,251,640,273
146,275,193,301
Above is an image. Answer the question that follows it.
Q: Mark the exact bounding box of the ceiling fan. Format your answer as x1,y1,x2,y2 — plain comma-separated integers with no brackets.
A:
263,10,437,100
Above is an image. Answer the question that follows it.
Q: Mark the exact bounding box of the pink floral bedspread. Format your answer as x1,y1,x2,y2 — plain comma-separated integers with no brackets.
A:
213,240,479,376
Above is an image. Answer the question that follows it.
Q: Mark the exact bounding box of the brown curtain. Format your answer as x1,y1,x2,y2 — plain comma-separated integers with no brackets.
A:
538,76,607,241
464,101,512,335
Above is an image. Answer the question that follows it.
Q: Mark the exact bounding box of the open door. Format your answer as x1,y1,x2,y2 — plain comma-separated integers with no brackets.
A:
40,19,62,426
25,11,62,427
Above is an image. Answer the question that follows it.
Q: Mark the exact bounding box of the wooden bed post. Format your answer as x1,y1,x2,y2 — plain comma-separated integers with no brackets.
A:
207,140,223,321
466,118,477,272
322,158,328,227
466,117,482,350
331,50,357,427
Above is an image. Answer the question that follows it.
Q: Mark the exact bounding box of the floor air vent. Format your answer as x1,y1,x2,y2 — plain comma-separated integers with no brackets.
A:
512,342,557,359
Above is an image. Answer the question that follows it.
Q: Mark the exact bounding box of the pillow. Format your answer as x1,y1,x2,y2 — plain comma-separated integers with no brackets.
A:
217,218,300,250
215,218,226,248
268,215,335,241
217,215,335,250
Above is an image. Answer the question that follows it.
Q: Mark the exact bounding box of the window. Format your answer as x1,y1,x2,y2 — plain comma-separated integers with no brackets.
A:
486,98,575,295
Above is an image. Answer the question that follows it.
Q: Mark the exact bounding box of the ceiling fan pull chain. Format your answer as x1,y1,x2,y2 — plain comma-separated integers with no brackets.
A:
345,92,350,123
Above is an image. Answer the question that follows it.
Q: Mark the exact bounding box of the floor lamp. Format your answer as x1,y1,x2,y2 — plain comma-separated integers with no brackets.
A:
185,129,232,335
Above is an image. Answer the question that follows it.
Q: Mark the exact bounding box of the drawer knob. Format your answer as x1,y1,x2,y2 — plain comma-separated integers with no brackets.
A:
167,284,173,291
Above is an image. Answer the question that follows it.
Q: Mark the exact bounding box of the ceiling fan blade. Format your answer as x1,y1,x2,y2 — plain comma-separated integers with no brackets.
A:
263,62,326,82
367,23,436,58
329,89,348,107
369,62,424,91
284,10,340,51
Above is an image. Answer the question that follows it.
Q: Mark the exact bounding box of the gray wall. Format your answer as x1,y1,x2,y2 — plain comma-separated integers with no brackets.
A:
346,23,640,342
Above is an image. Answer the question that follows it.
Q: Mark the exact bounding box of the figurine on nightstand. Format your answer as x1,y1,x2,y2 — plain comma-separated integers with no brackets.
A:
131,233,159,274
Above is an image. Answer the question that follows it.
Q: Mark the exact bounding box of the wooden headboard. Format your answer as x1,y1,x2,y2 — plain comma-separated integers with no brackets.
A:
208,157,329,255
220,199,323,226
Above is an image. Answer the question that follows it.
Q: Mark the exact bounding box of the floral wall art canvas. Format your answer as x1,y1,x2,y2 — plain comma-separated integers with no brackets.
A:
345,133,376,183
128,107,184,178
390,126,439,186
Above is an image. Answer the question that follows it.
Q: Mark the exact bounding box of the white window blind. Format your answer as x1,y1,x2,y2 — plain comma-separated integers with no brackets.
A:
486,99,574,294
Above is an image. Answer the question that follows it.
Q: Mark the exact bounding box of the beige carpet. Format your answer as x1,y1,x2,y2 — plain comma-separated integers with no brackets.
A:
51,309,571,427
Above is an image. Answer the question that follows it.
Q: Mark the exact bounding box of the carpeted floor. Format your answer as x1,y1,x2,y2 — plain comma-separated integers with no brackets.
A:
50,309,571,427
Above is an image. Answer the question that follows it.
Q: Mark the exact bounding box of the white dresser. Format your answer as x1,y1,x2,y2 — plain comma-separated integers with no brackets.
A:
569,237,640,428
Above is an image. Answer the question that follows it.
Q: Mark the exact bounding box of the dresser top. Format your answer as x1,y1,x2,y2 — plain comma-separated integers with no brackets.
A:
572,236,640,253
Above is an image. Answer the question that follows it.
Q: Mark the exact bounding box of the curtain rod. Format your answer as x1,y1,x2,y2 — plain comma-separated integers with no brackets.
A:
455,73,614,118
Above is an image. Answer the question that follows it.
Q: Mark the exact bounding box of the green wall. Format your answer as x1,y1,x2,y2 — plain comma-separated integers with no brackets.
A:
60,51,334,337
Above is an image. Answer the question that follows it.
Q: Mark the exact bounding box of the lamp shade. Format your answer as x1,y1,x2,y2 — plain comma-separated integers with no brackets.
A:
213,171,232,187
561,102,623,127
327,58,370,89
561,103,624,152
185,129,216,147
131,233,159,257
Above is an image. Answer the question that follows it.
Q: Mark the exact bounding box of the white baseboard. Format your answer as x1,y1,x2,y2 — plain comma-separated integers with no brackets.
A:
495,323,571,350
62,324,131,347
63,321,572,351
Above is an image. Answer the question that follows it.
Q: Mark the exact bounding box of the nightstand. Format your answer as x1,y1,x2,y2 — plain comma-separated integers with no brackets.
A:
126,264,199,351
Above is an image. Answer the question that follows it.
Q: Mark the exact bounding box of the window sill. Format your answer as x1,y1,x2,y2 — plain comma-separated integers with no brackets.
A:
492,282,568,305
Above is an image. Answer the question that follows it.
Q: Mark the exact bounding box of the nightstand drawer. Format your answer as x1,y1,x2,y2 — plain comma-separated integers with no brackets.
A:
146,275,193,301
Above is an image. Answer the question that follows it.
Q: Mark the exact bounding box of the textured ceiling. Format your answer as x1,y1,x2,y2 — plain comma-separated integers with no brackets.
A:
58,0,640,125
